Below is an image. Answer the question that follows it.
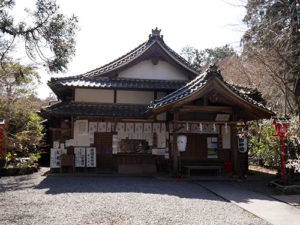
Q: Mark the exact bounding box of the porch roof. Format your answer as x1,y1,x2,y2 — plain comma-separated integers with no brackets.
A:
148,65,274,119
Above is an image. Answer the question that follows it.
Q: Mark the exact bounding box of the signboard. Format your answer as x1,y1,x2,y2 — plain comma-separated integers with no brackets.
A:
86,147,96,167
207,137,218,158
74,147,86,167
50,148,62,168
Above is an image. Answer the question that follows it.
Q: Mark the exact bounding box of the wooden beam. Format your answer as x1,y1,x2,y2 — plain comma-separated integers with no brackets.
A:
203,97,208,106
71,116,74,139
173,120,240,125
49,128,71,131
173,110,179,121
179,105,233,114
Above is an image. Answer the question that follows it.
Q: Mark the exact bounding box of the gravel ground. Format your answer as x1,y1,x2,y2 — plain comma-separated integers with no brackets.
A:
0,169,270,225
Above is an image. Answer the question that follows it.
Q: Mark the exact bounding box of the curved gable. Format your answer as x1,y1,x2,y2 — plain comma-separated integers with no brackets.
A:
119,60,189,81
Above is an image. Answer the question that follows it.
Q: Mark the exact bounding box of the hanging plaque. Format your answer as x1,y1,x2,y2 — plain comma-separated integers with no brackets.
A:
98,122,106,132
89,122,98,138
143,123,152,133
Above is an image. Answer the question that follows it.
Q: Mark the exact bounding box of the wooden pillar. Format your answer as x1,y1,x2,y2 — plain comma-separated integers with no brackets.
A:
71,116,74,139
173,133,178,172
172,111,179,173
230,110,239,175
231,124,239,174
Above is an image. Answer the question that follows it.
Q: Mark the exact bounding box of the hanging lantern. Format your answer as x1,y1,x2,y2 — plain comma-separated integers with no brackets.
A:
238,135,248,153
177,135,187,152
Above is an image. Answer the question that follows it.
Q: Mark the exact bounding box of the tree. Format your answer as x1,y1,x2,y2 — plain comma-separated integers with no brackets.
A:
218,55,291,114
181,44,237,71
242,0,300,119
0,59,44,161
0,0,78,73
0,0,78,163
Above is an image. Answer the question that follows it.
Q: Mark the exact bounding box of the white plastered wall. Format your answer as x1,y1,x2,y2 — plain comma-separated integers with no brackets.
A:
117,90,154,104
119,60,189,80
75,89,114,103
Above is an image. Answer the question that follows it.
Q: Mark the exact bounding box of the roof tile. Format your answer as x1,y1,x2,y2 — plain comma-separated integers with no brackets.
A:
42,102,148,118
49,77,187,91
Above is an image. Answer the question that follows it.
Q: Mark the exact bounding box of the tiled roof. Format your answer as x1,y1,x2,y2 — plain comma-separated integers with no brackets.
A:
41,102,147,118
49,77,187,90
149,65,272,113
48,28,200,89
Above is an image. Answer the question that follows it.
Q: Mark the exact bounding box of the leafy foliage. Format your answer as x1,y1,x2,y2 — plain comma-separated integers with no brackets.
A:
247,116,300,172
0,0,78,73
181,44,236,71
0,59,44,161
248,120,280,167
0,0,77,165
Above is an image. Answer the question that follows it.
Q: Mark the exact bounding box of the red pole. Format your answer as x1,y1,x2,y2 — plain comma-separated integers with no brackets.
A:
280,135,285,179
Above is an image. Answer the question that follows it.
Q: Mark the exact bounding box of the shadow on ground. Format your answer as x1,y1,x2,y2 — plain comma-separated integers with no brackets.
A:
35,175,225,200
0,167,283,205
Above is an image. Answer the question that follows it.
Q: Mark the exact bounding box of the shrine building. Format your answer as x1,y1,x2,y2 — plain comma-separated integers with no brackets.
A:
42,28,274,175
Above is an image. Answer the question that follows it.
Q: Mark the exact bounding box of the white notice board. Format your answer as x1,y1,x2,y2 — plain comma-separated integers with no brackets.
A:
50,148,62,168
74,147,86,167
86,147,96,167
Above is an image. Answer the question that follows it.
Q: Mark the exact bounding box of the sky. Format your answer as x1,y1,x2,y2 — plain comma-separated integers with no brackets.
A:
13,0,247,99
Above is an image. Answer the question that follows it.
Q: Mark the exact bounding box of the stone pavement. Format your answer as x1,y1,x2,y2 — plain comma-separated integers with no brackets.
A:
271,194,300,207
199,182,300,225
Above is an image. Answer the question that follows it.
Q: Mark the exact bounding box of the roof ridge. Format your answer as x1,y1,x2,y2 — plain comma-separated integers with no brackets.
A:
157,40,201,73
50,41,148,81
83,41,149,77
50,30,202,82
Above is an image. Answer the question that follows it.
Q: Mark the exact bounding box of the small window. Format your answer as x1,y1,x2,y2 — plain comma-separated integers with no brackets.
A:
207,137,218,159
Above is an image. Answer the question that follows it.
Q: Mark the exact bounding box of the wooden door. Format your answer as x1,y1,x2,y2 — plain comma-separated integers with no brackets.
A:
94,132,113,169
181,133,206,162
181,134,221,162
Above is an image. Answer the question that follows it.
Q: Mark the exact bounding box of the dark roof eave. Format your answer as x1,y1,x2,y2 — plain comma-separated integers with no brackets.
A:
48,78,188,93
41,102,148,118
